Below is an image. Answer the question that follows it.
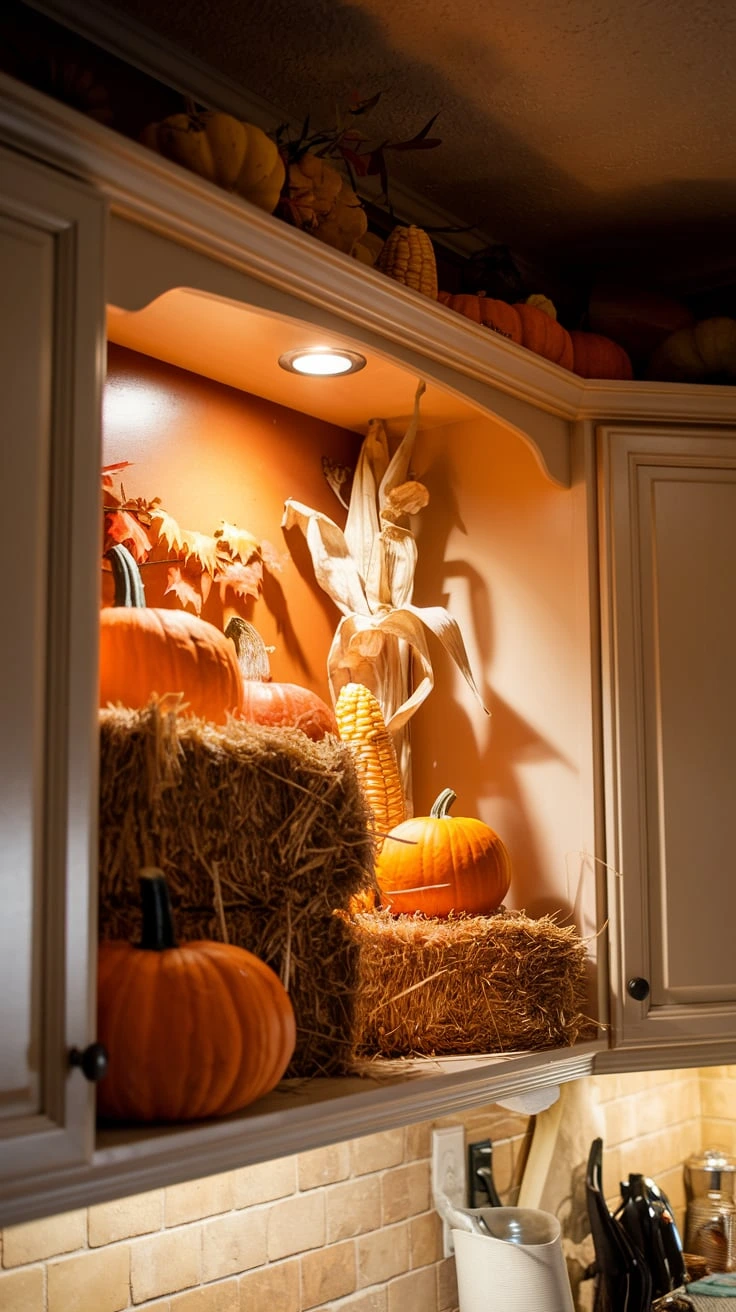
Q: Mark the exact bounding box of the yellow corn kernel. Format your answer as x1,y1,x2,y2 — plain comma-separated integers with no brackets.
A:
376,225,438,300
335,682,406,835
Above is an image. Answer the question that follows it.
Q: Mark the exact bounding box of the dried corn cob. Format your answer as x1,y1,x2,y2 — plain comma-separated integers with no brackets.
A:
376,225,438,300
335,682,406,836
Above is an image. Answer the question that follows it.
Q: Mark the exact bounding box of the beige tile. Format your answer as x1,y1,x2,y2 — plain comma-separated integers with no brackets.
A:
350,1130,404,1176
131,1227,201,1302
267,1193,325,1260
170,1281,239,1311
437,1255,459,1312
0,1265,45,1312
326,1177,381,1243
231,1158,296,1208
382,1162,431,1224
202,1211,267,1282
329,1291,388,1311
356,1222,410,1287
3,1210,86,1266
298,1143,351,1191
701,1079,736,1119
404,1121,431,1162
48,1245,129,1312
239,1258,300,1310
409,1212,443,1268
387,1265,438,1312
300,1240,355,1308
89,1190,163,1246
165,1174,233,1226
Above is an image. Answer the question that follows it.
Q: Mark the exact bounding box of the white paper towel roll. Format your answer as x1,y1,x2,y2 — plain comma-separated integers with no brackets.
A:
453,1208,575,1312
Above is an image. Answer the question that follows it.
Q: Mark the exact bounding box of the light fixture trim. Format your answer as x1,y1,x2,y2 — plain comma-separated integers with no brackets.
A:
278,347,367,377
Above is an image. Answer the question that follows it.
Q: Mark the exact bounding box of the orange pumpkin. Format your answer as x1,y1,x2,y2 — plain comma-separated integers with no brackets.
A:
375,787,512,917
438,291,523,344
226,617,337,740
569,331,633,380
97,869,296,1122
99,545,243,724
513,301,574,370
588,284,694,362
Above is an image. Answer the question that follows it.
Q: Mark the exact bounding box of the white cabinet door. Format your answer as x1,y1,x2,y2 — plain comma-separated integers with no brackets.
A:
0,144,105,1184
599,424,736,1051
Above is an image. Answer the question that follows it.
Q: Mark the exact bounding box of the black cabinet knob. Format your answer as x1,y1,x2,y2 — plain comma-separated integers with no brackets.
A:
69,1043,109,1082
627,976,650,1001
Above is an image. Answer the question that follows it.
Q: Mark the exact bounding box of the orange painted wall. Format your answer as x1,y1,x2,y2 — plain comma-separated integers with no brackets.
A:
103,343,363,704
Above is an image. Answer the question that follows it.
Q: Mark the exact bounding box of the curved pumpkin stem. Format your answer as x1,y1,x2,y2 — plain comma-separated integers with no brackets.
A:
225,616,272,682
430,788,457,819
107,543,146,608
137,868,177,951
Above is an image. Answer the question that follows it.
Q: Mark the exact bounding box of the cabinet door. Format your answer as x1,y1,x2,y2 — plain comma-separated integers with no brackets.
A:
0,144,105,1185
599,424,736,1050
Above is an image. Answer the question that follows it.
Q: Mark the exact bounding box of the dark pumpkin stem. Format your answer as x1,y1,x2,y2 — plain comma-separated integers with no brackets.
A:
430,788,457,819
107,543,146,608
225,616,272,682
137,868,177,951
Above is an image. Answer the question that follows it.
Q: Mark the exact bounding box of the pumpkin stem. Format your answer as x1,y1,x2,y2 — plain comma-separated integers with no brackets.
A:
430,788,457,819
107,544,146,608
137,868,178,951
225,617,272,682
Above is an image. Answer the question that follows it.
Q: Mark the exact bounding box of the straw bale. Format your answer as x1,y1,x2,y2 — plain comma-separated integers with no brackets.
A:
98,699,377,1077
347,908,590,1058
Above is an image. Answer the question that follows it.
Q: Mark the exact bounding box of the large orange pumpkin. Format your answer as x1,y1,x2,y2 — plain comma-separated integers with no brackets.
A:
438,291,523,344
96,869,296,1122
375,787,512,917
226,617,337,740
513,300,574,370
99,545,243,724
569,331,633,380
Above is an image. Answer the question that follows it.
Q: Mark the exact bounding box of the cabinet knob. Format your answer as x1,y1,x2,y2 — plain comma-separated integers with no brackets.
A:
626,976,650,1001
69,1043,109,1082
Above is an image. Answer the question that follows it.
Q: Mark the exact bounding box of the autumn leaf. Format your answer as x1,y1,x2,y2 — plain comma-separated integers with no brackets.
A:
164,563,203,615
104,509,153,561
260,539,286,572
101,460,132,490
214,521,261,562
150,508,186,554
178,529,220,578
217,558,264,603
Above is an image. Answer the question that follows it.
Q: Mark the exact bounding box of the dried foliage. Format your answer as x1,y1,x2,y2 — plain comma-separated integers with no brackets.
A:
102,463,282,615
97,700,378,1077
346,908,591,1059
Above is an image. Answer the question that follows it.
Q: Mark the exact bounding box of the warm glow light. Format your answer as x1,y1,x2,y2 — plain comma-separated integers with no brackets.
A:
278,348,367,377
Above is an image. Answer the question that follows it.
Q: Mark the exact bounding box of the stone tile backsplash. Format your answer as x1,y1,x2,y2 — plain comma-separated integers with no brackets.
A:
2,1066,732,1312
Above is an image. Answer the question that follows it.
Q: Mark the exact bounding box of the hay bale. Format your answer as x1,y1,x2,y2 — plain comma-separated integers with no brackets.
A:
98,700,377,1077
347,909,590,1058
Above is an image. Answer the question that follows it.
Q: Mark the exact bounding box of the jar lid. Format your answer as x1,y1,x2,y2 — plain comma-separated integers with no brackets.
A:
686,1148,736,1172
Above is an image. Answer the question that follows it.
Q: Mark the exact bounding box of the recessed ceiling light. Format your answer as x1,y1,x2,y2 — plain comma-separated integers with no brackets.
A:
278,348,367,377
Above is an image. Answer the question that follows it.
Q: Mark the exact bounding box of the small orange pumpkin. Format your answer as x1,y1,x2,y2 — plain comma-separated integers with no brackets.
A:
99,545,243,724
375,787,512,917
226,617,337,740
569,331,633,380
438,291,523,344
97,869,296,1122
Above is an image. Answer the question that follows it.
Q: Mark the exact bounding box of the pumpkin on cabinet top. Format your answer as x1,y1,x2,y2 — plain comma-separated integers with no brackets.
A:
140,108,285,214
99,545,243,725
438,291,523,344
588,284,695,362
97,869,296,1122
513,297,574,370
226,617,338,741
375,787,512,918
646,316,736,383
569,331,634,380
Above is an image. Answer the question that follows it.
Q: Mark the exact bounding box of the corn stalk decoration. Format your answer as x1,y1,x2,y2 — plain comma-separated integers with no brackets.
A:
282,381,488,811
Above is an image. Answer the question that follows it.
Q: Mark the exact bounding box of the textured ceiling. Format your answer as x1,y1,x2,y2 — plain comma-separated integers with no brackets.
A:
90,0,736,289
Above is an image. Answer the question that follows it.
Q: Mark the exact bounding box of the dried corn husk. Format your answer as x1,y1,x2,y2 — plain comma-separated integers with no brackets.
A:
282,381,488,803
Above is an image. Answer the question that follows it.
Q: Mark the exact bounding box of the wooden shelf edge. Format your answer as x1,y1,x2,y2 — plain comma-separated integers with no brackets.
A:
0,1041,603,1227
